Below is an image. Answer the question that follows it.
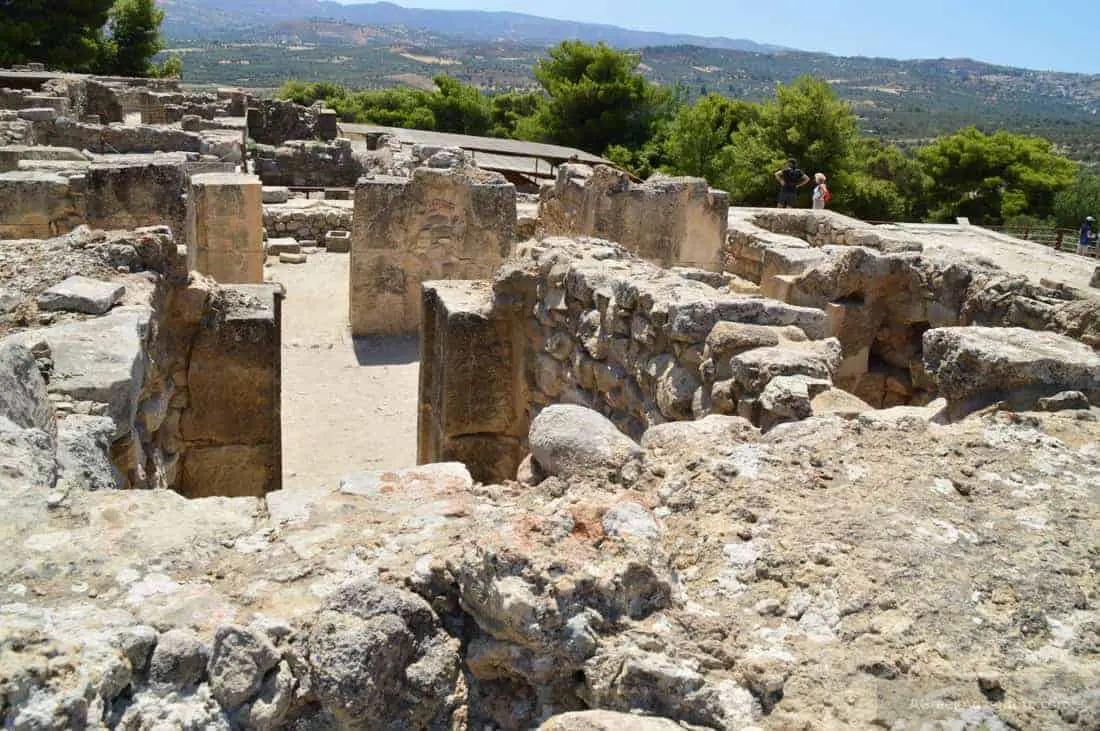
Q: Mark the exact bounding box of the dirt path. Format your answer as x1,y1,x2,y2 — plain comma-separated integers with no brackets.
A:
270,251,419,491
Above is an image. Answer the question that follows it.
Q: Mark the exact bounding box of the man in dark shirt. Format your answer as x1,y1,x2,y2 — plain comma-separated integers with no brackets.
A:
1079,216,1095,256
775,158,810,208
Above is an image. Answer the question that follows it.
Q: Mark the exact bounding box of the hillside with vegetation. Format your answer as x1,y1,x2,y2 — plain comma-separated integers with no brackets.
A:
162,22,1100,164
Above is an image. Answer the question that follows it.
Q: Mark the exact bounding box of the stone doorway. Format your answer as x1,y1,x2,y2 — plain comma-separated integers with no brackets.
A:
271,250,420,491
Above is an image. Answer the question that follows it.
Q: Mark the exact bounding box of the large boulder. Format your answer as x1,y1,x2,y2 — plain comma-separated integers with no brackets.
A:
923,326,1100,414
303,578,463,729
529,404,644,481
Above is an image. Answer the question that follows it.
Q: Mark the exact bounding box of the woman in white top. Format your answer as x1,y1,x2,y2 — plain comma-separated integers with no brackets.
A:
812,173,829,210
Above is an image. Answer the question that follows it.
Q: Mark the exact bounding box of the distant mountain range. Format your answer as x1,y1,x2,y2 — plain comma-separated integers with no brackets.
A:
158,0,1100,164
158,0,789,52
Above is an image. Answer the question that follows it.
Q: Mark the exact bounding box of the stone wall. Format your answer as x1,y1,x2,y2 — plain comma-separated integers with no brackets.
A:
0,145,88,172
263,199,352,243
350,163,517,336
0,226,282,497
32,117,203,154
0,171,84,238
0,110,33,145
246,99,327,145
253,138,364,187
0,158,190,240
539,164,730,270
420,237,843,481
725,209,1100,407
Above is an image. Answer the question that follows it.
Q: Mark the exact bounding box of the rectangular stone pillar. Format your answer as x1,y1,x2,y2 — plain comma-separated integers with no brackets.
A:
418,281,525,483
187,172,263,284
350,166,516,336
179,284,282,498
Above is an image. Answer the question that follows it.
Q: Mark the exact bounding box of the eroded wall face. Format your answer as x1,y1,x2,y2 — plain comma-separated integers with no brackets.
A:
539,165,730,270
0,161,191,240
350,166,516,336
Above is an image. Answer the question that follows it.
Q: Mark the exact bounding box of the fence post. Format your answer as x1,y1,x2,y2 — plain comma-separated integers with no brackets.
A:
1055,231,1063,250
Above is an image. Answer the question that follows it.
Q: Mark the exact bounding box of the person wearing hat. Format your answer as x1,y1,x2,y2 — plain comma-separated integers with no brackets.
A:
1080,216,1096,256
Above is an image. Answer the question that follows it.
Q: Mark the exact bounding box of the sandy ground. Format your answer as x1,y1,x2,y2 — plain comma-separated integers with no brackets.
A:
270,251,420,491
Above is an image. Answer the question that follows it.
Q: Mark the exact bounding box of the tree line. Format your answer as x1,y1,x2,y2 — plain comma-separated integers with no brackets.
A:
0,0,179,78
281,41,1097,228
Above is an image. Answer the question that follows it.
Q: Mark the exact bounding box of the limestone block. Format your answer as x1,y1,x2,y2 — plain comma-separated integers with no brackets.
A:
37,275,125,315
84,160,190,236
262,186,289,204
16,107,57,123
265,238,300,255
0,171,83,238
187,173,264,284
539,165,729,270
350,167,516,336
279,252,307,264
8,307,151,438
179,445,275,499
418,281,523,482
180,284,281,497
316,110,339,141
0,145,85,173
923,326,1100,414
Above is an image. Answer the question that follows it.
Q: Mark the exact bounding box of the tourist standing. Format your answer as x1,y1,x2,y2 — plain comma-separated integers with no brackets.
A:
812,173,830,210
774,158,810,208
1080,216,1096,256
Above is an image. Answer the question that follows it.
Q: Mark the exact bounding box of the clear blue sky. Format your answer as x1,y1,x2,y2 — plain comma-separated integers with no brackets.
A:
342,0,1099,74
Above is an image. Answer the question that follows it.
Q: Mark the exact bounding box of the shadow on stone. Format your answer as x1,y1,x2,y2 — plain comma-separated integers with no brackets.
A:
352,335,419,367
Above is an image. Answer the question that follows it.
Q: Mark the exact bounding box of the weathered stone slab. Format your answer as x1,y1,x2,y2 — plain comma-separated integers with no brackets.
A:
923,326,1100,413
339,462,472,498
16,107,57,122
37,275,125,315
0,339,54,434
8,306,150,438
261,186,289,204
279,252,306,264
265,238,299,255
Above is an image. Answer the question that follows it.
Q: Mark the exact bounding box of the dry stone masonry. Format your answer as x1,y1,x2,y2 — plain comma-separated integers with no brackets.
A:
1,66,1099,731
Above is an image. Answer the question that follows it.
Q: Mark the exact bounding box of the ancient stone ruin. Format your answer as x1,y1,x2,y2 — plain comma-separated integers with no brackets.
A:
350,157,516,336
1,71,1098,730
